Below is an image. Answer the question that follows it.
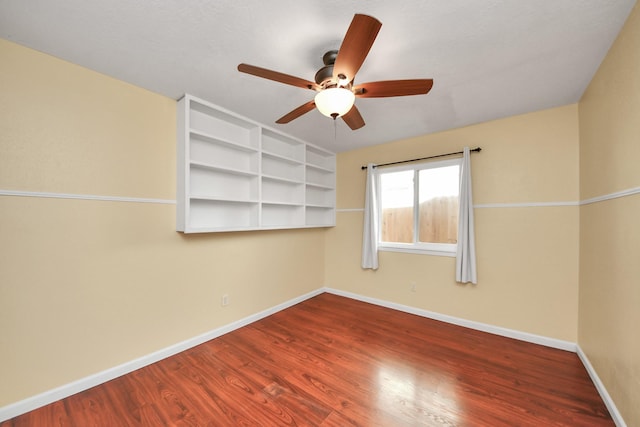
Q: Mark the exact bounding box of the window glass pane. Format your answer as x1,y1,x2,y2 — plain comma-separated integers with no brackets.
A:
418,165,459,244
380,170,414,243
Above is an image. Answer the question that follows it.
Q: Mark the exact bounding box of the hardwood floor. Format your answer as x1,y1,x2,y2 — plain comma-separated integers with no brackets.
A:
2,293,614,426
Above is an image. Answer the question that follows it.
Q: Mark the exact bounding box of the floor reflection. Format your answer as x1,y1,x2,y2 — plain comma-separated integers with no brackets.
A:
375,362,461,426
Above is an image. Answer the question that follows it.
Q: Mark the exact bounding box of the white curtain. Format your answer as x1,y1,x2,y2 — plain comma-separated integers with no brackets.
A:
361,163,379,270
456,147,477,284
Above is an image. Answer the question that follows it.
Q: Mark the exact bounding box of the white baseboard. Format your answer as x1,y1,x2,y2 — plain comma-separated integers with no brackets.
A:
324,287,576,352
0,288,324,422
576,345,627,427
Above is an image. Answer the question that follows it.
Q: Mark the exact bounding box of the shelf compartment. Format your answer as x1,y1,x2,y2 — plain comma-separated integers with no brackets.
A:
305,206,335,226
190,167,258,201
189,101,259,149
306,185,335,207
306,145,335,171
306,165,335,188
190,161,258,177
261,203,304,227
190,135,259,174
262,177,304,205
190,130,259,152
262,154,304,182
262,129,304,162
262,174,303,185
189,199,259,230
261,150,303,165
305,162,334,173
305,181,334,190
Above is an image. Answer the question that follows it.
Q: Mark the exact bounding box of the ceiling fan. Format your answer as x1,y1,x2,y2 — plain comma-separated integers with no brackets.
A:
237,14,434,130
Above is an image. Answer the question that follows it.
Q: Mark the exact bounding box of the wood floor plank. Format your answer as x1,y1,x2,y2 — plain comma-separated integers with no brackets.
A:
1,293,614,426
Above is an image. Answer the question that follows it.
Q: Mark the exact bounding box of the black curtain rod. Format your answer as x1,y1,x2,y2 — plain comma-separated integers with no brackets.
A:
360,147,482,170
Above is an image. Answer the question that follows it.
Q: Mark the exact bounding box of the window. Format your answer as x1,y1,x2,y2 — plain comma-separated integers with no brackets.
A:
377,158,461,256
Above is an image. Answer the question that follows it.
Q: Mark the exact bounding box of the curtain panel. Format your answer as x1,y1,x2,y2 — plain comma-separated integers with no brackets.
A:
456,147,478,284
361,163,379,270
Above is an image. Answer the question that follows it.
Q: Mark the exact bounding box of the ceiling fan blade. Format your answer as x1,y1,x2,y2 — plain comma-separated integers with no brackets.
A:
333,14,382,83
354,79,434,98
238,64,319,90
342,105,365,130
276,100,316,124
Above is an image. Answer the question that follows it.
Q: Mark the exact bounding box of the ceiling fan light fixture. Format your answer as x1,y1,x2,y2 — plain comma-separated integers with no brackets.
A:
314,87,355,119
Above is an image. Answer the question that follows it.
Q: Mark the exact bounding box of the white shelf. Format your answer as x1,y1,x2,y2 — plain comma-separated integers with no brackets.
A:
262,203,305,227
262,129,304,162
306,145,335,171
262,174,303,185
306,163,334,173
189,167,258,202
177,94,336,233
263,155,304,183
262,176,304,205
306,165,334,188
305,206,335,226
305,184,335,207
190,195,259,203
262,150,304,165
189,199,259,230
305,181,334,190
189,103,259,149
190,161,258,177
190,129,259,152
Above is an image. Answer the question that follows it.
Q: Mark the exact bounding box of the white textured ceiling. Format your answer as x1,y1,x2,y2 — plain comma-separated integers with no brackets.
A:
0,0,635,153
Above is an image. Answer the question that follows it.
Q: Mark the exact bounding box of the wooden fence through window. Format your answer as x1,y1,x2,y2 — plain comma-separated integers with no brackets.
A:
381,196,458,244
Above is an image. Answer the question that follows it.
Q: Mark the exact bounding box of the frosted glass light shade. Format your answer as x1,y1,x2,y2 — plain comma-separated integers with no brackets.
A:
314,88,355,118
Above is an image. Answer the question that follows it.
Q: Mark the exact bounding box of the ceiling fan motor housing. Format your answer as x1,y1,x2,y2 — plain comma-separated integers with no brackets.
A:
314,65,334,85
315,50,347,87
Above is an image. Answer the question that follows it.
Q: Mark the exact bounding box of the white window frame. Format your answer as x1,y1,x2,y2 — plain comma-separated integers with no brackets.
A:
376,158,461,257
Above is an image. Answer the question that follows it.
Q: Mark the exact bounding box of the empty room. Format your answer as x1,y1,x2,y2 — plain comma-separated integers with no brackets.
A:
1,1,638,426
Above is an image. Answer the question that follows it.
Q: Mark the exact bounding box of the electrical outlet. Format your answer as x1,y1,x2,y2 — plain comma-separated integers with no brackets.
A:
221,294,229,307
410,282,417,292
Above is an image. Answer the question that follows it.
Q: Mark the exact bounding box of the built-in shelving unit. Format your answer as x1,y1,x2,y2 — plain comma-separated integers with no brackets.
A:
177,94,336,233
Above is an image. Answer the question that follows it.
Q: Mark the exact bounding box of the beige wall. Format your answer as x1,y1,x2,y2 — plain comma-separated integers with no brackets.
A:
326,105,580,341
0,39,326,407
578,2,640,425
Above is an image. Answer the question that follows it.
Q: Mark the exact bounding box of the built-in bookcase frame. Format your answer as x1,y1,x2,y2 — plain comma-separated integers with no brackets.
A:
177,94,336,233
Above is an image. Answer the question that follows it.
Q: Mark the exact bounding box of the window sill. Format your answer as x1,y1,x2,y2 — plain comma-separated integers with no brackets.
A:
378,245,456,258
